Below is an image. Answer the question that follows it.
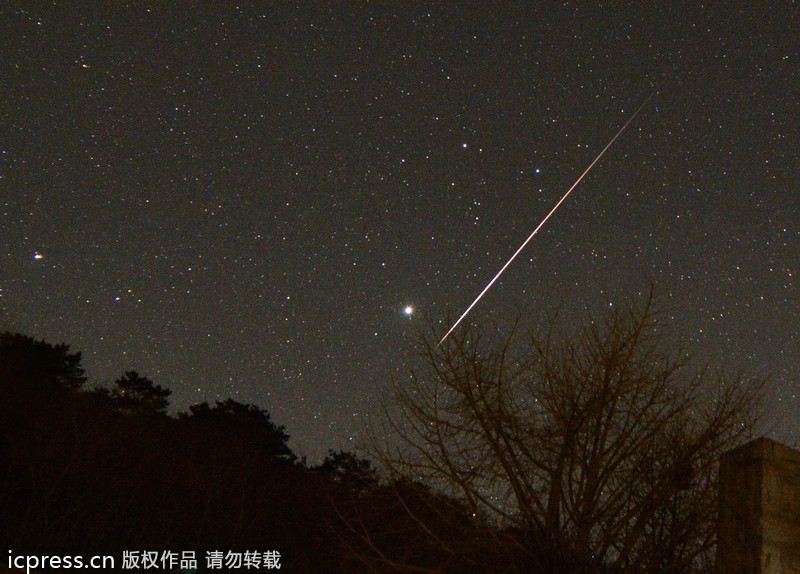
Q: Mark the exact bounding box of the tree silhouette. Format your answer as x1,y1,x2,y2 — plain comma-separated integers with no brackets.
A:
180,398,296,462
0,331,113,550
0,331,86,391
365,292,765,573
94,370,172,415
0,331,349,571
315,450,379,495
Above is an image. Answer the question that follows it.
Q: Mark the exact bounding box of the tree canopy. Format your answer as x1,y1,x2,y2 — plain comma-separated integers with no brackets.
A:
363,293,764,573
0,331,86,391
179,398,296,462
93,370,172,415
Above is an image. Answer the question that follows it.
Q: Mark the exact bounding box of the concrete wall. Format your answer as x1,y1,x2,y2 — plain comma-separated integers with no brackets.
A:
717,438,800,574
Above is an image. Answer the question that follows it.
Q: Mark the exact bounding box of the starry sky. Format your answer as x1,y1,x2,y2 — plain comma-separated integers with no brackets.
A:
2,3,798,461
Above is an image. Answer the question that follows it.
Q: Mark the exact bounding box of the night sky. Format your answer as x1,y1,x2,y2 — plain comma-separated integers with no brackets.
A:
3,3,798,461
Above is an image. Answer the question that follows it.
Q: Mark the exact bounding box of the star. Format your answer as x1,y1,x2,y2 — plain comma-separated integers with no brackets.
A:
404,305,414,316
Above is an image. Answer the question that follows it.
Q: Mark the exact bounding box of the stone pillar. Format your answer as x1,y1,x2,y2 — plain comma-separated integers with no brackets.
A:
716,437,800,574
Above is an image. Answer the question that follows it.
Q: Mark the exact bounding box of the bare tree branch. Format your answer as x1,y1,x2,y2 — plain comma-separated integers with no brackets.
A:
363,292,764,573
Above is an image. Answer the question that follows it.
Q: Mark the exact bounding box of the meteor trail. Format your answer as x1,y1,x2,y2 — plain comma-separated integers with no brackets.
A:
437,93,654,347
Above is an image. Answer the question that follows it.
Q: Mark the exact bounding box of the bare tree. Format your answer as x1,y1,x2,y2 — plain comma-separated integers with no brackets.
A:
367,293,764,573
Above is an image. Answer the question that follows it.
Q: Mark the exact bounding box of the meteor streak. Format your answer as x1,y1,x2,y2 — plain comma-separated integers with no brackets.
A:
437,93,654,347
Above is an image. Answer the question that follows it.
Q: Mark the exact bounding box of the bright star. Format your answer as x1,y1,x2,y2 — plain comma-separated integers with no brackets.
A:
33,253,44,260
404,305,414,316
